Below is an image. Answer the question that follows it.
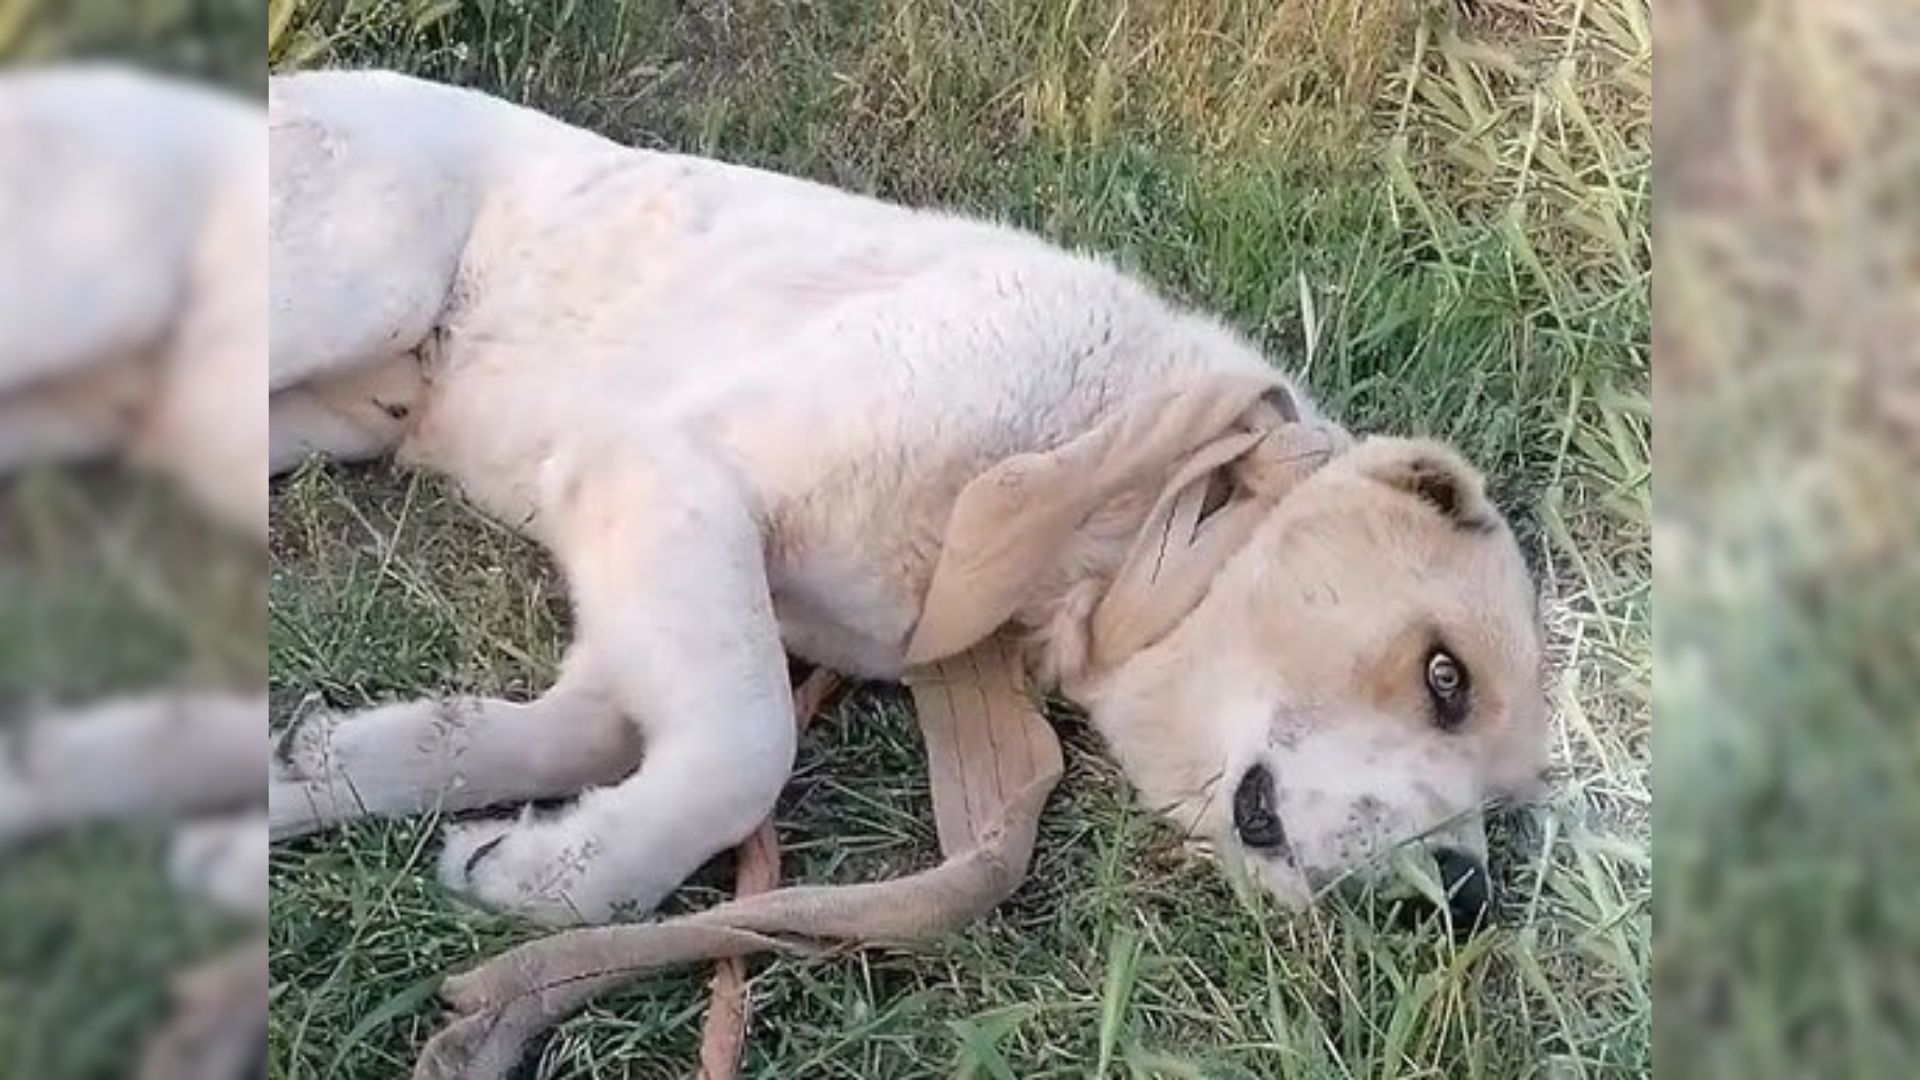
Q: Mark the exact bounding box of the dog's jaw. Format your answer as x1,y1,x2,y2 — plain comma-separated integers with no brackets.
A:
1079,665,1332,915
1067,640,1256,841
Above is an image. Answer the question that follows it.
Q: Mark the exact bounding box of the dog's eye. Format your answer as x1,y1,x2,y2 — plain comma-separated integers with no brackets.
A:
1425,649,1470,730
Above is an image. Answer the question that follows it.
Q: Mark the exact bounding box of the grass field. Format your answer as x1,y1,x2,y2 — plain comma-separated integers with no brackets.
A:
265,1,1651,1077
0,476,263,1079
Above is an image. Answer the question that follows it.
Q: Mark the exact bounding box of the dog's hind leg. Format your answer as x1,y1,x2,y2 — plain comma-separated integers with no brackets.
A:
268,353,425,474
269,651,640,840
436,442,796,925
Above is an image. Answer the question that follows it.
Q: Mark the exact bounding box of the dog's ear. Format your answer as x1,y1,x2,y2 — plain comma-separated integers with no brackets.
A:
903,373,1284,667
1085,417,1345,673
1245,382,1303,426
1352,438,1499,533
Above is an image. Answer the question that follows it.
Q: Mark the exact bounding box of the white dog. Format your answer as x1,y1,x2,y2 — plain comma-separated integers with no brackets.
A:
267,70,1549,930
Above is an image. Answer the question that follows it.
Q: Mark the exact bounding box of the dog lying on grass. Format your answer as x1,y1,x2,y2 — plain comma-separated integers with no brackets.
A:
267,70,1550,931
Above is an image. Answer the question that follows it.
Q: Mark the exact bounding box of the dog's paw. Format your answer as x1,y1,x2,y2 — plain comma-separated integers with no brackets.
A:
269,692,333,783
169,815,268,919
438,814,623,926
0,741,44,852
268,696,351,841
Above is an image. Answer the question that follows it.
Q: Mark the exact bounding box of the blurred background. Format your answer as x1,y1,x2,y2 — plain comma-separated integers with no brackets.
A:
0,0,258,86
1656,1,1920,1077
1,1,264,1078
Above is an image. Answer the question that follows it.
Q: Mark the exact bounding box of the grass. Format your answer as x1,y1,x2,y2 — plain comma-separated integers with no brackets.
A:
0,475,264,1079
263,1,1650,1077
1,7,265,1075
1654,2,1920,1077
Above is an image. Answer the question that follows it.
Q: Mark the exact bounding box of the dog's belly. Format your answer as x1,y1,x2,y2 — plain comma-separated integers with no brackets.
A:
768,557,921,677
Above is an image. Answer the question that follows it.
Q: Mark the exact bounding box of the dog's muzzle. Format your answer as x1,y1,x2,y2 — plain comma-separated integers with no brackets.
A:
1433,845,1493,936
1392,845,1493,940
1231,764,1289,853
1232,763,1494,939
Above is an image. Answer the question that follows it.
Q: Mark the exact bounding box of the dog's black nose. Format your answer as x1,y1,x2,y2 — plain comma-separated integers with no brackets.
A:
1231,764,1288,852
1433,846,1491,937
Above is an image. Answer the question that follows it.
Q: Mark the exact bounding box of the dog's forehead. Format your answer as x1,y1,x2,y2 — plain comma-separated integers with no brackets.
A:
1435,517,1538,631
1264,468,1531,604
1215,463,1544,700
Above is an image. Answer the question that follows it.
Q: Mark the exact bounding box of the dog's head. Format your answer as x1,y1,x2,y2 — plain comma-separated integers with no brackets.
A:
1076,436,1548,929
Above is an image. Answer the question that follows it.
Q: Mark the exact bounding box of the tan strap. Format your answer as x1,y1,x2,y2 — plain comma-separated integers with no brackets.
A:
139,937,268,1080
1087,421,1346,671
412,638,1061,1080
694,669,841,1080
906,636,1060,853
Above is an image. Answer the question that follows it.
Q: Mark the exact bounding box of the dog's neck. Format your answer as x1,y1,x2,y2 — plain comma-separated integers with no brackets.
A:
1015,483,1169,690
901,369,1347,696
1020,423,1350,696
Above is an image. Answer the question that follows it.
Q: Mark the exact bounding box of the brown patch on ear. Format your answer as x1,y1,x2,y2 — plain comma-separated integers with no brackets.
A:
1369,448,1497,533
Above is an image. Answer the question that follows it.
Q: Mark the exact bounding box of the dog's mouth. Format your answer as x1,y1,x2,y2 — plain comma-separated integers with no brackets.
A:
1376,847,1495,941
1227,763,1497,938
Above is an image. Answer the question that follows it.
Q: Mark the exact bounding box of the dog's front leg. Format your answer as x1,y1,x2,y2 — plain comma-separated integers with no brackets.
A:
0,694,266,850
269,652,639,840
438,444,796,926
